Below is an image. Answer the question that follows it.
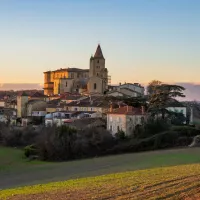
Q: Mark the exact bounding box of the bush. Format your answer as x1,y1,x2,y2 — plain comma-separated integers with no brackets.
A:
134,118,170,139
106,131,183,155
153,131,179,149
176,136,193,146
115,130,126,140
24,144,37,158
0,125,39,147
171,126,200,137
1,128,23,147
35,126,115,161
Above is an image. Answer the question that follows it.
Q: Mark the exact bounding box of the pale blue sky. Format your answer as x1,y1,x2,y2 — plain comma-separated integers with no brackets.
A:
0,0,200,84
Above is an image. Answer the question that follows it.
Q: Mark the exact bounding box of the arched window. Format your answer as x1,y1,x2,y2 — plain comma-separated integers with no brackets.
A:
94,83,97,90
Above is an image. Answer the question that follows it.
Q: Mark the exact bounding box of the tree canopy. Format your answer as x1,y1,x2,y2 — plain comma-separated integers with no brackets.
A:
147,80,185,119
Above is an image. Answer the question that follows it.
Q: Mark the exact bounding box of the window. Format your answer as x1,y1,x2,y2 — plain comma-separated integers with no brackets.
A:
97,73,99,76
117,117,121,122
117,126,120,131
110,125,112,131
94,83,97,90
66,81,67,87
97,60,99,63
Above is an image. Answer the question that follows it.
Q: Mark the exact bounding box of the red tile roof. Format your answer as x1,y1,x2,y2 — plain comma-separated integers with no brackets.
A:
108,106,144,115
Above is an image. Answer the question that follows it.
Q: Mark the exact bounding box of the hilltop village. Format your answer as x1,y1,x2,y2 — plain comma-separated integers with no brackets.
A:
0,45,198,136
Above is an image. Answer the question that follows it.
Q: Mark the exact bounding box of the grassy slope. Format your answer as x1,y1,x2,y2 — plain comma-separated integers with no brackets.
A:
1,147,200,190
0,147,45,172
1,164,200,200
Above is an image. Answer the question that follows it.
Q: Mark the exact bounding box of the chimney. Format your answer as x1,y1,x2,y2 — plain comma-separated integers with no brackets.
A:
141,106,145,115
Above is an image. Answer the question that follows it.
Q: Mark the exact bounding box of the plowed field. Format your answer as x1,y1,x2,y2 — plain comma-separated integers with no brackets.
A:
1,164,200,200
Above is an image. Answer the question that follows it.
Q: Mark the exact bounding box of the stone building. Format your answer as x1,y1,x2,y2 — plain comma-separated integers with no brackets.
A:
107,106,145,136
43,45,109,96
107,83,145,98
17,92,29,118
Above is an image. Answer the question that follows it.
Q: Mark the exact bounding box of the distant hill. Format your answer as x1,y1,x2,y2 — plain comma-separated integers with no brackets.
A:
0,83,42,91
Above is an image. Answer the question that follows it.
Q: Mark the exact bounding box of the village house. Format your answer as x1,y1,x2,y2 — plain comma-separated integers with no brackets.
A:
29,92,49,102
0,99,5,107
44,110,100,127
107,83,145,98
26,100,47,117
107,105,145,136
64,96,121,115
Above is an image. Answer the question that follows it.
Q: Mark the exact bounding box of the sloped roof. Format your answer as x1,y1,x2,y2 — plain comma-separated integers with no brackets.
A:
30,92,47,98
17,91,28,96
61,95,82,100
28,99,45,105
119,83,144,88
108,106,144,115
94,44,104,59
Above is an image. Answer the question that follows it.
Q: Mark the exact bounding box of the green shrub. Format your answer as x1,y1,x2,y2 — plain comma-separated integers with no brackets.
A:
176,136,193,146
171,126,200,137
24,144,37,158
106,131,181,155
135,118,170,139
115,130,126,140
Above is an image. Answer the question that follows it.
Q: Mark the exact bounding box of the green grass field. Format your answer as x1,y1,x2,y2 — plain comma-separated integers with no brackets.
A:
0,147,45,172
1,146,200,199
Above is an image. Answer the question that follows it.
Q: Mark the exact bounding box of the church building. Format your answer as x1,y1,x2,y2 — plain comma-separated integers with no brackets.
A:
43,45,109,96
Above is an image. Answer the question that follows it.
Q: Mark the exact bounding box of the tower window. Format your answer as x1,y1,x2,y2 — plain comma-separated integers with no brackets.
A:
94,83,97,90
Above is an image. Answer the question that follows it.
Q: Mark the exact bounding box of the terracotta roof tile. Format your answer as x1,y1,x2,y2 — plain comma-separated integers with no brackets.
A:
108,106,144,115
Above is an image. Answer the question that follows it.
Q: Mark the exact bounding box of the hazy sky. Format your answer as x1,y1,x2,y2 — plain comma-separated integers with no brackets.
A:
0,0,200,85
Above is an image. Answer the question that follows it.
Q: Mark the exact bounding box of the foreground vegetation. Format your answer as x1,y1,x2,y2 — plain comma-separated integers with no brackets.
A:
0,147,45,172
1,121,199,162
1,146,200,190
1,164,200,200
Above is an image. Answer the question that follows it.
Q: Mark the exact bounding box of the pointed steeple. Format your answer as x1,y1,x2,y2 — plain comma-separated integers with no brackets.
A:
94,44,104,59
